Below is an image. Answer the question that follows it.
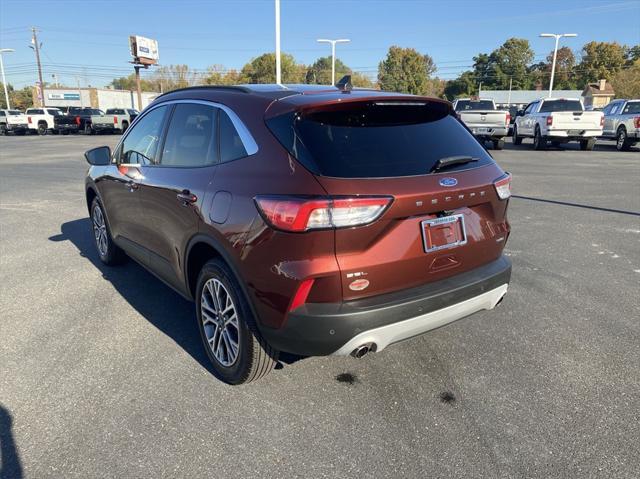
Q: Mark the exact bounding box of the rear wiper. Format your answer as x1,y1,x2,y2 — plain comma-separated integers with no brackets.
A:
430,155,479,173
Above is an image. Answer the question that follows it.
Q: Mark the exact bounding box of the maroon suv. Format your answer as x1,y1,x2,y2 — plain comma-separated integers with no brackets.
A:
84,82,512,384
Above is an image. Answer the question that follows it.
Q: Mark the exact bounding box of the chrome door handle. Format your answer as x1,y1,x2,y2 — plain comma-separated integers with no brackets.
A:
177,190,197,206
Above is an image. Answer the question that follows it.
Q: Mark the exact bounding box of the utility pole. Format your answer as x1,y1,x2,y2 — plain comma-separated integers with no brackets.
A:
317,38,351,85
0,48,15,109
76,77,83,107
275,0,281,85
478,82,482,97
134,65,143,110
507,77,513,106
31,27,45,106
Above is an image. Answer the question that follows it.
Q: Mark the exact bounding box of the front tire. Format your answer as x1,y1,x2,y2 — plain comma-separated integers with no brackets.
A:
616,128,631,151
513,125,522,145
580,138,595,151
492,138,504,150
196,259,278,385
90,198,125,266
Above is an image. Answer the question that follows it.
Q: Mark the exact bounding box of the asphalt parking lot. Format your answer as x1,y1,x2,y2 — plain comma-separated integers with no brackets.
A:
1,134,639,478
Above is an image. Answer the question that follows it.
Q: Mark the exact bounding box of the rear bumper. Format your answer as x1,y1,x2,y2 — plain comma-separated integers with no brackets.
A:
261,255,511,356
55,124,79,131
546,129,601,139
471,127,508,138
6,123,28,131
92,124,115,130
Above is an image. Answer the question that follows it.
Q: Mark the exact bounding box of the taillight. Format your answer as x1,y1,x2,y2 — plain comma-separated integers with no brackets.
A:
75,116,81,125
113,116,118,124
288,278,315,312
254,196,393,232
494,173,512,200
600,115,604,127
546,115,553,126
28,116,32,124
505,113,511,126
634,117,640,128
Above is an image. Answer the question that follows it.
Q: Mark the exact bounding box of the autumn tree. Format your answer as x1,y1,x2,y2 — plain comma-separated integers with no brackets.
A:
611,59,640,98
0,84,34,110
542,46,577,90
577,41,627,84
305,56,374,88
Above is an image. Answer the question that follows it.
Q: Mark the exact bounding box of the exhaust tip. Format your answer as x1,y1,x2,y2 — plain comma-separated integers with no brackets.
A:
351,342,376,359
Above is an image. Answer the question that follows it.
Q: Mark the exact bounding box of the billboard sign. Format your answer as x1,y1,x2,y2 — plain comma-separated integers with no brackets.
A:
129,35,159,65
48,93,81,100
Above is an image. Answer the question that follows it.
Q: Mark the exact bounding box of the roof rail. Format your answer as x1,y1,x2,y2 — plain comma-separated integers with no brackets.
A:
155,85,253,99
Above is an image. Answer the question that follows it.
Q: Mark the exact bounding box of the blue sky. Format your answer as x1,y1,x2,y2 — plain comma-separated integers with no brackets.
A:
1,0,639,88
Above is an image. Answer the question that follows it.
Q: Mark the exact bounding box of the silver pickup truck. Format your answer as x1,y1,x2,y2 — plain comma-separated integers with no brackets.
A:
600,99,640,151
90,108,139,134
452,99,509,150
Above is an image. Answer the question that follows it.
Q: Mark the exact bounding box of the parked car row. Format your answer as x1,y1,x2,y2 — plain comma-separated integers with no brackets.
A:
0,107,139,136
455,97,639,151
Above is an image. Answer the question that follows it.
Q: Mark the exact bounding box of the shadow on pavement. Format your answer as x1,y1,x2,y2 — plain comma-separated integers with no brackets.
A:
0,404,23,479
512,195,640,217
49,218,303,376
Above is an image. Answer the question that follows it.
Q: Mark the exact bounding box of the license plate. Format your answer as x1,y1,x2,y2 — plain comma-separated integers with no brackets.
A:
421,214,467,253
567,129,582,136
473,127,490,134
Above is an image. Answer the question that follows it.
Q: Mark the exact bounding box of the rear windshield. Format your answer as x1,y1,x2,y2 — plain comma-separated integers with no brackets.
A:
266,101,494,178
8,110,22,115
47,109,61,116
539,99,583,113
623,102,640,114
455,100,495,111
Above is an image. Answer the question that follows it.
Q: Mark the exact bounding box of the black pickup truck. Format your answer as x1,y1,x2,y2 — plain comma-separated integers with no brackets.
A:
53,107,103,134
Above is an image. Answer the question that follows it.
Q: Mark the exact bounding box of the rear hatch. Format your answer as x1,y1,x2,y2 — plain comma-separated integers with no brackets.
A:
266,98,511,300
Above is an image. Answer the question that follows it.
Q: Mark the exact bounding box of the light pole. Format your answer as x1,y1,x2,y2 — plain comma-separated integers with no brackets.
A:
316,38,350,85
540,33,577,97
275,0,281,85
0,48,15,110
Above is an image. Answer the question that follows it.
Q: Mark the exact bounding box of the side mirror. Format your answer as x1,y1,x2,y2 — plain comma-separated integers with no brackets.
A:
85,146,111,166
516,110,524,117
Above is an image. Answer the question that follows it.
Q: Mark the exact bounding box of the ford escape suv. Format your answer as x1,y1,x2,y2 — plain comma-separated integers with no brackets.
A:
84,82,512,384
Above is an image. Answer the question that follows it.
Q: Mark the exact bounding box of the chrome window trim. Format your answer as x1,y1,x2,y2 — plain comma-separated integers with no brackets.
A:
112,98,259,163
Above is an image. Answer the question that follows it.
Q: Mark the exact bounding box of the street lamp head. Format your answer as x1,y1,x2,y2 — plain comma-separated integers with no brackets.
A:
335,39,351,44
539,33,556,38
562,33,578,37
317,39,331,43
0,48,16,53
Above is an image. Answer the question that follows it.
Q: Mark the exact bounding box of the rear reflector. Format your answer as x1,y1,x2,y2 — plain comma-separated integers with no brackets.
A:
255,196,392,232
288,278,315,312
494,173,512,200
505,113,511,126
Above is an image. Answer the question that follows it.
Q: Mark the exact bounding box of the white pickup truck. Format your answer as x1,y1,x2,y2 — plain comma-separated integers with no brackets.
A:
452,98,510,150
90,108,139,134
25,107,63,135
0,109,29,135
513,98,604,150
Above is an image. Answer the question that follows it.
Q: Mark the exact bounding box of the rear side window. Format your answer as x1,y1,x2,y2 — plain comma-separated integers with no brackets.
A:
119,105,168,165
28,109,44,114
160,103,217,167
220,110,247,162
539,100,583,113
622,102,640,114
454,100,494,111
267,101,494,178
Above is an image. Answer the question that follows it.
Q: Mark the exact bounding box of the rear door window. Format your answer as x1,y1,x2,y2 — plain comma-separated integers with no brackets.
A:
622,102,640,114
160,103,218,167
267,101,494,178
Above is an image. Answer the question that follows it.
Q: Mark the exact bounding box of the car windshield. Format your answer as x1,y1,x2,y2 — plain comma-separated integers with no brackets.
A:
267,101,494,178
455,100,495,111
539,99,583,113
623,102,640,114
8,110,22,115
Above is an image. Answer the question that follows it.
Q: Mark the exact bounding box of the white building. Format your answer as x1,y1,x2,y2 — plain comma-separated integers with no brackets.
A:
35,87,160,111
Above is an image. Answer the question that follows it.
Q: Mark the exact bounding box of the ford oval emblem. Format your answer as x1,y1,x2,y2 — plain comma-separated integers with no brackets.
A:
439,177,458,187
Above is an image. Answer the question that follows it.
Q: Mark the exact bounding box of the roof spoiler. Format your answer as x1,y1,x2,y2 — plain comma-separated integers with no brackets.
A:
335,75,353,93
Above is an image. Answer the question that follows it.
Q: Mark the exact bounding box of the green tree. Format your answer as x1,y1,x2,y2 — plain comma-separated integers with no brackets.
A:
538,46,577,90
202,65,244,85
577,41,627,84
486,38,535,89
109,73,156,92
377,46,432,94
0,84,34,110
625,45,640,64
241,53,305,84
305,56,374,88
444,71,476,99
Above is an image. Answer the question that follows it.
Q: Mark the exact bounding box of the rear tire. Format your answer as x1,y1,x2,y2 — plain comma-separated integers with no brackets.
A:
0,125,6,136
616,128,631,151
492,138,504,150
90,198,125,266
196,259,278,385
121,121,129,134
513,125,522,145
84,123,93,135
37,122,48,135
533,127,546,150
580,138,595,151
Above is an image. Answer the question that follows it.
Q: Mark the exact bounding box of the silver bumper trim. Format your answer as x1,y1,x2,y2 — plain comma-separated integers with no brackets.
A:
332,284,508,355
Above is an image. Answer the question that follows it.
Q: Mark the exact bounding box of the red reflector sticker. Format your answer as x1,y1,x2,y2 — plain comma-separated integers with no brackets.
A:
349,279,370,291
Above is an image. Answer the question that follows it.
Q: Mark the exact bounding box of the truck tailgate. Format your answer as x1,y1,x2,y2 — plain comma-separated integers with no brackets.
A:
550,111,603,130
459,111,508,128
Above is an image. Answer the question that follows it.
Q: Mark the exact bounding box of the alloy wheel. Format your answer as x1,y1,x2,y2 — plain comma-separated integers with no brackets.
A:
201,278,240,367
92,205,108,257
617,130,626,150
